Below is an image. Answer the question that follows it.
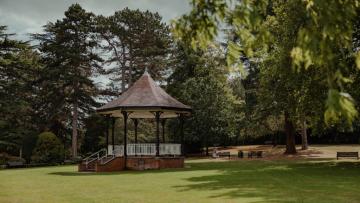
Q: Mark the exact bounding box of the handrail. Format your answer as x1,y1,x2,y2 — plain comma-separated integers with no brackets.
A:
99,148,121,165
84,148,107,166
100,155,115,165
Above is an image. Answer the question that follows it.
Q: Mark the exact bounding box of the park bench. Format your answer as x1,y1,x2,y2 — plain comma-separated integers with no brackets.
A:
238,151,263,158
256,151,263,158
238,150,244,158
248,151,256,158
218,152,231,158
264,140,273,145
7,161,24,168
247,151,263,158
336,152,359,160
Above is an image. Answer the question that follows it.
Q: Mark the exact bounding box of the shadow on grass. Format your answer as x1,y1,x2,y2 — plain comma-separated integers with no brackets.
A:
49,171,123,176
48,159,360,202
48,167,187,176
173,160,360,202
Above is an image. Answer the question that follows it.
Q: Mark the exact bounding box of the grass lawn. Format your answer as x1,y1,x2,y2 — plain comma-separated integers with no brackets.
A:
1,159,360,203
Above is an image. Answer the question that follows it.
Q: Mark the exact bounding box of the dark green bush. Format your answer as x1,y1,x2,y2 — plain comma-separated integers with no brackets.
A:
0,153,9,165
31,132,64,164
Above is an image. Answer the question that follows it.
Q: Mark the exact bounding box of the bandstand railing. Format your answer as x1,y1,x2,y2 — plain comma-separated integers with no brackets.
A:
159,143,181,155
107,143,181,156
108,145,124,157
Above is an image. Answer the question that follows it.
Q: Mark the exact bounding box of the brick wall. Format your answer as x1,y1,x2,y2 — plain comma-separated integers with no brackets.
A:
95,157,125,172
159,157,184,169
78,163,87,172
127,157,184,170
127,157,159,170
79,157,184,172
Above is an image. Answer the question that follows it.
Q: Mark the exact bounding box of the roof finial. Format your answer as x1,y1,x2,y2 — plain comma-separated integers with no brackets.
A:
144,67,149,75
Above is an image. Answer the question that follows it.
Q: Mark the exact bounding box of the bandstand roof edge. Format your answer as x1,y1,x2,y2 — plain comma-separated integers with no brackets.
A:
96,70,192,118
98,107,191,119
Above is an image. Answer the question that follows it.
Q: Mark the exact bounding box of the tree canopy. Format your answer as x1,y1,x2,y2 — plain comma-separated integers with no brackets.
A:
173,0,360,125
32,4,103,158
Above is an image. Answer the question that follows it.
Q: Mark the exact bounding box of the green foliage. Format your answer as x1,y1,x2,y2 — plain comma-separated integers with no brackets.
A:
81,114,106,154
168,43,239,150
0,26,42,156
33,4,102,121
182,72,237,147
31,132,64,164
174,0,360,124
172,0,227,48
32,4,104,157
97,8,173,93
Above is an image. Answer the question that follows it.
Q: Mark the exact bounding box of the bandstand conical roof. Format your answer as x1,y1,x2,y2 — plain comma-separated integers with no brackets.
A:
97,71,191,118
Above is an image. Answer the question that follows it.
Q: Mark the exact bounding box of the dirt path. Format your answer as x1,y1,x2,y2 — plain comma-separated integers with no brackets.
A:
212,144,360,160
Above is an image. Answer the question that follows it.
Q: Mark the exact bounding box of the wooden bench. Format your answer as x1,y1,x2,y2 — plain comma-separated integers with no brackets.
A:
264,141,273,145
256,151,263,158
336,152,359,160
218,152,231,158
238,151,244,158
7,161,24,168
248,151,263,158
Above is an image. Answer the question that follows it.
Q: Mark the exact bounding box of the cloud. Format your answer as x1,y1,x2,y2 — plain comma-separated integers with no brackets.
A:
0,0,190,41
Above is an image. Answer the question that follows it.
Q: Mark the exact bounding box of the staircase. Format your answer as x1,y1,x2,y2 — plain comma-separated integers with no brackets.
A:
79,149,107,172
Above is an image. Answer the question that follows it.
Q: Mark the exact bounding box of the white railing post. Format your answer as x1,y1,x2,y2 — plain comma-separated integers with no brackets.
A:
120,143,181,156
159,144,181,156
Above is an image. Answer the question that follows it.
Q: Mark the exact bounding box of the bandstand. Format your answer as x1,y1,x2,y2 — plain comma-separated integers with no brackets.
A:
79,70,191,172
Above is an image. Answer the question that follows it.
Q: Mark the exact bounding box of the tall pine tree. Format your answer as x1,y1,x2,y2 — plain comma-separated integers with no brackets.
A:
0,26,41,157
97,8,172,94
33,4,103,158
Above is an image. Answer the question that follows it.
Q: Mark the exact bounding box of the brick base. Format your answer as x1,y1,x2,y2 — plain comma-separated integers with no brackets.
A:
78,163,88,172
159,157,184,169
95,157,125,172
127,157,184,170
79,157,184,172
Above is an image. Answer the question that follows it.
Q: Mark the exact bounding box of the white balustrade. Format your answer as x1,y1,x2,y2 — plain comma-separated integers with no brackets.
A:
127,143,156,156
160,144,181,155
108,143,181,156
108,145,124,157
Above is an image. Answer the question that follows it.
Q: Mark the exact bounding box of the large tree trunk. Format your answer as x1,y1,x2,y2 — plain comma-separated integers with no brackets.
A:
121,45,126,93
19,147,22,159
284,111,296,154
72,100,78,158
204,134,209,156
129,43,133,87
301,118,308,150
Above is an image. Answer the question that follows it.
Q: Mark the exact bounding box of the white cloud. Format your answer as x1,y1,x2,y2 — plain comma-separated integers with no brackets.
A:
0,0,190,40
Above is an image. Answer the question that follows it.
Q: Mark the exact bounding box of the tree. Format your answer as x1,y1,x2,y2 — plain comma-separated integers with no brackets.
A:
168,43,238,155
81,114,106,154
97,8,173,93
173,0,360,125
254,1,327,153
33,4,103,158
174,0,346,154
0,26,42,157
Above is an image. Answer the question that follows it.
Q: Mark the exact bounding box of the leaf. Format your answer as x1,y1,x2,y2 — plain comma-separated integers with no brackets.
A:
325,89,357,124
355,51,360,70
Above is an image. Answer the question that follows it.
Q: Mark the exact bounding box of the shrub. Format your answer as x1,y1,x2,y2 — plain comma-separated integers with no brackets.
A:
31,132,64,164
0,153,9,165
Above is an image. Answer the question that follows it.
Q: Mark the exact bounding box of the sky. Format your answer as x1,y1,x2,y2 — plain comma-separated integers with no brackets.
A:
0,0,191,41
